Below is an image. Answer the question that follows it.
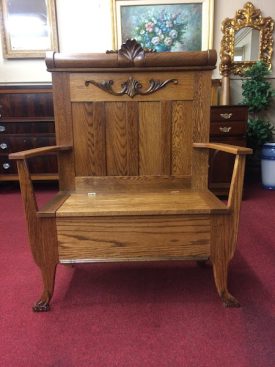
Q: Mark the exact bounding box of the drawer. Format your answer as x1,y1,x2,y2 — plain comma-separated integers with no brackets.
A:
0,93,54,118
0,154,58,174
0,135,56,153
210,106,248,122
0,121,55,134
210,121,247,137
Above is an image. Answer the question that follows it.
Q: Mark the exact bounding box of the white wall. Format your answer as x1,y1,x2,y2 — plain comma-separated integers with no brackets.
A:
56,0,113,53
0,0,113,83
0,0,275,90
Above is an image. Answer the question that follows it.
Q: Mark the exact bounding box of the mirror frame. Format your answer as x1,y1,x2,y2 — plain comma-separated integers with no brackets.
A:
0,0,59,59
220,2,274,76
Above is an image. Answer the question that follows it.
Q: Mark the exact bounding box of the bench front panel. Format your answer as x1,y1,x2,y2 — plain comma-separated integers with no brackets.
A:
57,215,211,262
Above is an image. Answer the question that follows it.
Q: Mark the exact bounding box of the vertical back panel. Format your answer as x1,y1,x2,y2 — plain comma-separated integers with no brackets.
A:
160,101,172,175
192,71,212,189
105,102,139,176
126,101,139,176
72,102,106,176
139,102,162,175
171,101,193,176
105,102,127,176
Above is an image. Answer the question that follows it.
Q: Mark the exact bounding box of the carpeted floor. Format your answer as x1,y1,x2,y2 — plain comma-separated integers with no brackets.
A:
1,181,275,367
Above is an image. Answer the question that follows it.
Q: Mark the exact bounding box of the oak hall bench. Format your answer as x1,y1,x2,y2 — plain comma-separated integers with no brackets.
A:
9,40,252,311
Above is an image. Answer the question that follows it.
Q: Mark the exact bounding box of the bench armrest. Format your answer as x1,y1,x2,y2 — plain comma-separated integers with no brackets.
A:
193,143,252,155
193,141,250,218
9,145,73,225
9,145,72,160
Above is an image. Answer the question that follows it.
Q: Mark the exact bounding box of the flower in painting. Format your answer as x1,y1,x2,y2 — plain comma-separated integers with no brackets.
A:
151,36,160,45
145,21,154,32
131,8,188,51
169,29,178,39
164,37,173,46
155,26,160,34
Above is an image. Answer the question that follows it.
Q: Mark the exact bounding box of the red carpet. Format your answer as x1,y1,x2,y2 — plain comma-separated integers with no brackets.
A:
1,181,275,367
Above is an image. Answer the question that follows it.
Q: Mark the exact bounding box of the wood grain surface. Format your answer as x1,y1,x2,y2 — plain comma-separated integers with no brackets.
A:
70,72,194,102
74,175,191,193
57,215,211,261
56,190,228,217
71,100,198,178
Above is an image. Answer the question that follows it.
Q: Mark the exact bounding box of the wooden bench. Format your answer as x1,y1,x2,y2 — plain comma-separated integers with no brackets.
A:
10,40,252,311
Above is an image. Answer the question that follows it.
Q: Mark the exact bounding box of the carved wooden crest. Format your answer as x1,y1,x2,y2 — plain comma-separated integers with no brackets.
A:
118,39,145,61
106,39,155,60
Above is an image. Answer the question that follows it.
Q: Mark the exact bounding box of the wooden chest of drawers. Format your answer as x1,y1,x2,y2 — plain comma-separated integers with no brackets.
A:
0,85,58,181
209,105,248,195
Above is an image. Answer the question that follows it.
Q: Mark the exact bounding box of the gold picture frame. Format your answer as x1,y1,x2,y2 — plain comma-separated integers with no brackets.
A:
220,2,274,76
0,0,59,59
112,0,214,52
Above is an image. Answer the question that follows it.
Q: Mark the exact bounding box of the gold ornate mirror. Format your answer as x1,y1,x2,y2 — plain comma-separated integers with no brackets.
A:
220,2,274,76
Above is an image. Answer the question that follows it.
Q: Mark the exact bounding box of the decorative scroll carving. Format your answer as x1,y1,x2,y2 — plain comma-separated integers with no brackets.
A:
220,2,274,76
85,77,178,98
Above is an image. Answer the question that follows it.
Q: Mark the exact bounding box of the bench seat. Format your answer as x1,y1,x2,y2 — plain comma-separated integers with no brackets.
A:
55,189,228,217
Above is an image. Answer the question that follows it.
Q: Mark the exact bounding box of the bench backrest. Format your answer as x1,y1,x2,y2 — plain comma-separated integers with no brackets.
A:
46,40,216,191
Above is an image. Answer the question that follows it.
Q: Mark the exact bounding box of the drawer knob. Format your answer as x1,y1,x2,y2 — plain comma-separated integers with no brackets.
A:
3,162,10,170
0,125,6,132
0,142,8,149
219,126,232,133
220,113,232,119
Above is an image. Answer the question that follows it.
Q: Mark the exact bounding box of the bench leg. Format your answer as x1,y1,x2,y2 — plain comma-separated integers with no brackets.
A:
33,263,57,312
211,215,240,308
31,218,59,312
15,161,59,311
212,259,240,308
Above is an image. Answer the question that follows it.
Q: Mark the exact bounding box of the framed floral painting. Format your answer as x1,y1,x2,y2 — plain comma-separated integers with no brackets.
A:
112,0,214,52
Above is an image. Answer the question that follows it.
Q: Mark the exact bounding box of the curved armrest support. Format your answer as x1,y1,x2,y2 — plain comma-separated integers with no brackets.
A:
9,145,72,160
193,142,250,211
193,141,250,257
193,142,252,155
9,145,73,227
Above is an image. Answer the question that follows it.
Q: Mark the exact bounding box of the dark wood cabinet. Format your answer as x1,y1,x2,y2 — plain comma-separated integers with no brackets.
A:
209,105,248,195
0,85,58,181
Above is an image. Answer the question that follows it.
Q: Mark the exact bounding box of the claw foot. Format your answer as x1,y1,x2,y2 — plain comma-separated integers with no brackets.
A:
32,300,50,312
221,291,241,308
